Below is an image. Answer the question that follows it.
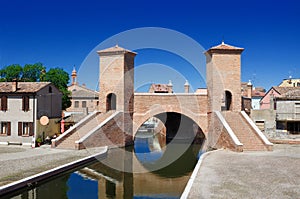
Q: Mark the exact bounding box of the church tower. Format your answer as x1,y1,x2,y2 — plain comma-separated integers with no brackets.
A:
71,67,77,85
206,41,244,112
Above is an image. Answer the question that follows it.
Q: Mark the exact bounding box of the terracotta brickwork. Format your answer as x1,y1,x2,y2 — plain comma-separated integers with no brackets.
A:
97,46,135,114
53,43,274,152
207,112,243,152
78,112,133,149
206,43,243,112
222,111,273,151
133,93,208,137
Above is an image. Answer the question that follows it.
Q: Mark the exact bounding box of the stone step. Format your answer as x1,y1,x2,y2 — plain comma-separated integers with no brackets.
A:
222,112,268,151
56,111,116,149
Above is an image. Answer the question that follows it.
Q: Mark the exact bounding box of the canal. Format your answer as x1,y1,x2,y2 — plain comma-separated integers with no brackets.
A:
6,132,204,199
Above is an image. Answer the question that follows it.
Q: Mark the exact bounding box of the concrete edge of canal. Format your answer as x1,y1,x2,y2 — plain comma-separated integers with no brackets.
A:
180,149,223,199
0,146,108,196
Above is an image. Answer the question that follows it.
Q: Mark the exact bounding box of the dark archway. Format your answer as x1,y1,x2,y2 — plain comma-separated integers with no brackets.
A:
225,90,232,111
134,112,205,176
106,93,116,111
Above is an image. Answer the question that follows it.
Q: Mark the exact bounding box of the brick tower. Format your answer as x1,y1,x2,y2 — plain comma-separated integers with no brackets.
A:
206,41,244,112
97,45,136,114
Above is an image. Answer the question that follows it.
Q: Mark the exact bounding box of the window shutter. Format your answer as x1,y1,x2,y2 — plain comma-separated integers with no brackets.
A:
29,122,34,136
22,96,30,112
25,96,30,111
1,96,7,111
7,122,11,136
22,96,25,111
18,122,22,136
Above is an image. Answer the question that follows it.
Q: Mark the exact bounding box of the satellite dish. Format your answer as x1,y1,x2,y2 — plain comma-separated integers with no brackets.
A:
40,116,49,126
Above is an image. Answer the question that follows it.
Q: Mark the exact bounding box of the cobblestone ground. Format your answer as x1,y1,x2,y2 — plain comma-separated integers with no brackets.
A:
188,144,300,199
0,145,106,186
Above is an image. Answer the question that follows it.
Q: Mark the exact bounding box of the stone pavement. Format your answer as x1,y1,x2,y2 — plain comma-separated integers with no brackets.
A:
0,145,106,186
186,144,300,199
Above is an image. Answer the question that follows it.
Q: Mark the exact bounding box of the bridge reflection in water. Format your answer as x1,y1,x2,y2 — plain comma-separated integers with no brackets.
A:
9,132,204,199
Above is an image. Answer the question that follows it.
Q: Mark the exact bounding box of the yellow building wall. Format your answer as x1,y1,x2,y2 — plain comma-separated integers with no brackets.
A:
36,118,61,140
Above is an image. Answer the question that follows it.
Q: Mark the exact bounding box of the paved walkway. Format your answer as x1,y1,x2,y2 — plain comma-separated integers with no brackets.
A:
187,144,300,199
0,145,106,186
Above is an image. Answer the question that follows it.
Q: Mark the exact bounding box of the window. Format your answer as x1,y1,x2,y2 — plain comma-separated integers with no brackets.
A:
22,96,30,112
49,86,52,93
18,122,33,136
296,103,300,119
82,101,87,108
1,96,7,111
0,122,11,136
74,101,79,108
255,121,265,131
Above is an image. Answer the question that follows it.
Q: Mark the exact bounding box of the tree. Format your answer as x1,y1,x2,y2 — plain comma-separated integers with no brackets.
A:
22,63,46,82
0,64,72,110
44,68,71,110
0,64,23,81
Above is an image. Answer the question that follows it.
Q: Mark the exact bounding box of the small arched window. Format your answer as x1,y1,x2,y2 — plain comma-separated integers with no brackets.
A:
106,93,116,111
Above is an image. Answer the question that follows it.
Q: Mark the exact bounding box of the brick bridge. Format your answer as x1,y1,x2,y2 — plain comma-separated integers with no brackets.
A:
52,42,273,152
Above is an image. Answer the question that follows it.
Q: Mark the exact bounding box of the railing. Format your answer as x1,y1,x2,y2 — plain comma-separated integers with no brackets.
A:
75,111,120,144
240,111,273,146
215,111,243,147
52,111,99,145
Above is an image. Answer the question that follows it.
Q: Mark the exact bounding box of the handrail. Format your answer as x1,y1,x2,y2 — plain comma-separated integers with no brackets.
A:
52,111,98,143
215,111,243,146
75,111,120,144
240,111,273,146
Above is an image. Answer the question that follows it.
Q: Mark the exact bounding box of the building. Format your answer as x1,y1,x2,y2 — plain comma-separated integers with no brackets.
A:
0,81,62,146
260,87,300,110
278,77,300,87
148,81,173,93
66,68,99,114
252,86,300,134
275,88,300,134
241,81,265,110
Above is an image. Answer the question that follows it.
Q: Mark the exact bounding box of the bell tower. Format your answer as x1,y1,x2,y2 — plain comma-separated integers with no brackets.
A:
206,41,244,112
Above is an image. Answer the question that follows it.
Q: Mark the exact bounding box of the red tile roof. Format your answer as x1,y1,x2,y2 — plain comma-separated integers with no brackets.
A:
97,45,136,55
272,86,300,97
0,82,51,93
206,42,244,54
149,84,169,93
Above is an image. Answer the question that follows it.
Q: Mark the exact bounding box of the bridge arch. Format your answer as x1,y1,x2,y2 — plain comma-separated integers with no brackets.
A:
133,109,206,144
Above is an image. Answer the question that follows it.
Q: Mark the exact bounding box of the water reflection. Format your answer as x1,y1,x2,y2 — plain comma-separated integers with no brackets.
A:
7,132,203,199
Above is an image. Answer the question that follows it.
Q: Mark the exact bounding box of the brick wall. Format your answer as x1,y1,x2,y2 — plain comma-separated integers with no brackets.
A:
78,112,133,149
207,112,243,152
133,93,208,137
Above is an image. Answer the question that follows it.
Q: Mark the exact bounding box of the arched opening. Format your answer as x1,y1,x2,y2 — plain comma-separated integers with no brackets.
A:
134,112,205,175
225,90,232,111
106,93,116,111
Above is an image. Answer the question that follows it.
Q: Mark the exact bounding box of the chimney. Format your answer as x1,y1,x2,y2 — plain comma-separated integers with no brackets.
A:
12,79,18,92
184,80,190,93
167,80,173,93
247,80,252,98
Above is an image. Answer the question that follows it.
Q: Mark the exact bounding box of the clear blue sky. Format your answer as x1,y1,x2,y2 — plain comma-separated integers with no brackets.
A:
0,0,299,92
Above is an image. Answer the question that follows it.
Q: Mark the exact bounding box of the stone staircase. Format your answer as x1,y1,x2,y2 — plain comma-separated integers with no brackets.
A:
222,111,273,151
52,111,116,149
